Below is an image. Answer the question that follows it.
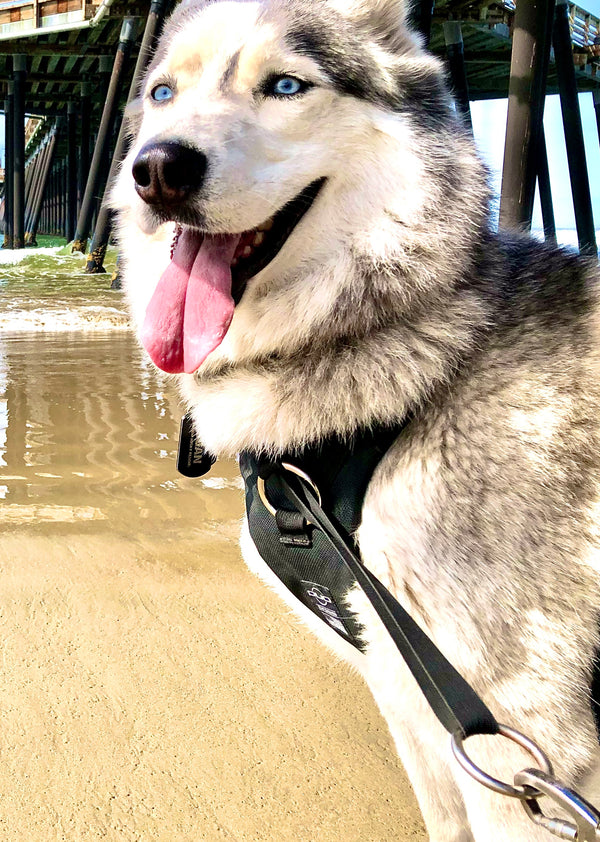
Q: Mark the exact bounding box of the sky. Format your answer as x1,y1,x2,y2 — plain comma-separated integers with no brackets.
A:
472,92,600,234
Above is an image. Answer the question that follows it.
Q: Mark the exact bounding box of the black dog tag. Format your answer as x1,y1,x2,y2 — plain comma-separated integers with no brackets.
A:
176,412,216,478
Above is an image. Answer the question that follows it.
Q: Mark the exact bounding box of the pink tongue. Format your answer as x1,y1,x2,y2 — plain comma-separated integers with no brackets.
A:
141,228,241,374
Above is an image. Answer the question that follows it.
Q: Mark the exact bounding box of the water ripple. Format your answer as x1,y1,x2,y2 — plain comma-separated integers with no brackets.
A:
0,245,131,332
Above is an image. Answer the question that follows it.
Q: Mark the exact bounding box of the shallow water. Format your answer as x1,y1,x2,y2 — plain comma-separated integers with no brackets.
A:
0,245,129,332
0,250,242,536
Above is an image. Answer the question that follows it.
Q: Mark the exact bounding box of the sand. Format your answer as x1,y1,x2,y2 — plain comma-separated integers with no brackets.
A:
0,331,426,841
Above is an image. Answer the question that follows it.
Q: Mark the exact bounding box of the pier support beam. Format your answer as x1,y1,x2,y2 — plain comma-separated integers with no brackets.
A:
410,0,434,44
537,127,557,244
78,82,91,213
67,102,78,242
24,147,43,244
24,152,39,243
72,18,137,253
594,90,600,151
58,158,64,238
499,0,554,231
53,163,60,237
30,132,57,243
48,164,53,235
3,83,14,249
62,156,68,239
87,0,171,274
443,22,472,133
12,54,26,250
23,156,34,218
553,0,597,256
26,131,56,245
55,162,61,237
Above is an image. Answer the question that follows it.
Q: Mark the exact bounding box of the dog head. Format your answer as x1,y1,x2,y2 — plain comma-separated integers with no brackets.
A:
113,0,486,377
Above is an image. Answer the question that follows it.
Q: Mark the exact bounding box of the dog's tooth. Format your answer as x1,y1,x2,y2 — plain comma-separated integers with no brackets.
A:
258,218,274,232
253,231,265,247
232,257,238,267
243,246,253,258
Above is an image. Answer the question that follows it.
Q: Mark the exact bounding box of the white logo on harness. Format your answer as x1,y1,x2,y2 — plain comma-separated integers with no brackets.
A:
300,581,352,640
305,586,333,608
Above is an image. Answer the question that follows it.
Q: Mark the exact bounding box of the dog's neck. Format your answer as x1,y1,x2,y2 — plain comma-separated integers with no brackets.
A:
181,265,491,457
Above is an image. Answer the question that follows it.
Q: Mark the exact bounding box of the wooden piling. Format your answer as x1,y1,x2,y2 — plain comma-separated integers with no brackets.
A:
55,157,63,239
53,163,60,237
62,155,68,239
55,163,61,237
72,17,137,254
410,0,434,44
23,155,34,215
537,127,557,244
24,150,40,242
443,21,473,133
12,54,26,249
499,0,554,231
78,82,91,213
3,83,14,249
24,145,44,244
58,157,65,239
553,0,597,255
30,132,57,242
49,163,55,236
86,0,171,274
26,130,56,245
67,102,78,241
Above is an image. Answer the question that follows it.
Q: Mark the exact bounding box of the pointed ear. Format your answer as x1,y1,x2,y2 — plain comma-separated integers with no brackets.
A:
328,0,414,49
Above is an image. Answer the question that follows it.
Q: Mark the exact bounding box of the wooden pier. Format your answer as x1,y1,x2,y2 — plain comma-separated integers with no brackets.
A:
432,0,600,98
0,0,598,261
0,0,171,257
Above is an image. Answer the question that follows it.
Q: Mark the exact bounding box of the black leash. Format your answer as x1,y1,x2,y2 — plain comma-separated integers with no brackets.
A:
269,467,600,841
274,469,498,740
177,412,600,838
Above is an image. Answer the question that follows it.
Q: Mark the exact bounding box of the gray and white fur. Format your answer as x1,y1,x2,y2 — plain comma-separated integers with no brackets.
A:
112,1,600,838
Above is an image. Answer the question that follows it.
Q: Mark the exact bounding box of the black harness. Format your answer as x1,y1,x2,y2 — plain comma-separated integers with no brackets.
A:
239,423,407,650
177,410,498,739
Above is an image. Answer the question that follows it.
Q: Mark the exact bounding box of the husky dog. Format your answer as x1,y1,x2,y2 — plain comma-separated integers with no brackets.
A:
112,0,600,838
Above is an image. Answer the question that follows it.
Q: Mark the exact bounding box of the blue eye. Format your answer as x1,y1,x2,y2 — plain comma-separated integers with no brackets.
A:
151,84,174,103
266,75,309,98
274,77,301,95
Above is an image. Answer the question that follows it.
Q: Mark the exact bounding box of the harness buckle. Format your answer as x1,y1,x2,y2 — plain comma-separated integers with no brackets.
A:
514,769,600,841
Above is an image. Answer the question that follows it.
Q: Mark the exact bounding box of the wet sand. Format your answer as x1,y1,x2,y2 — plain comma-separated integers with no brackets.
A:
0,329,426,840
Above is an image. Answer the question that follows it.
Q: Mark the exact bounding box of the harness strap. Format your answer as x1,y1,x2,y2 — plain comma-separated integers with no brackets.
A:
242,424,409,650
277,470,499,740
176,409,497,739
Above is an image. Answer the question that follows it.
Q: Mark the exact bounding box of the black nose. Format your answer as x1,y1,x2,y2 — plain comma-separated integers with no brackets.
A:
132,142,207,207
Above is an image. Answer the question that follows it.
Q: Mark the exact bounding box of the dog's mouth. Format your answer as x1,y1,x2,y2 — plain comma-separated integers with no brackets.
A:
141,178,326,375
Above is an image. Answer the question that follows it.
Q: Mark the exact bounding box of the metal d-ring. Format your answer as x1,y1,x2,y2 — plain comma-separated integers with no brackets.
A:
451,724,554,799
257,463,322,525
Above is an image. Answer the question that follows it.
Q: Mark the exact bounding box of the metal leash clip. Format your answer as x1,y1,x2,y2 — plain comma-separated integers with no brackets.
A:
514,768,600,841
452,727,600,839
